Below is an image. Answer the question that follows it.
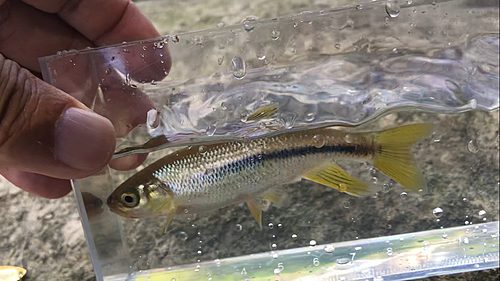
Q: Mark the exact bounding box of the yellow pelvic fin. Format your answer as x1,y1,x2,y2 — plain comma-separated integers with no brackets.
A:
245,104,279,122
245,197,263,229
162,213,175,234
304,163,373,197
373,124,433,193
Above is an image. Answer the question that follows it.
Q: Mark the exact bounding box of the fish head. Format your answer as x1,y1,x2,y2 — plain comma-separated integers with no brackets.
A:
107,177,176,219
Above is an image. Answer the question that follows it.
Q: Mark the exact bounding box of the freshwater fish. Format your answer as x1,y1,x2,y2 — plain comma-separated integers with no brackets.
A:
107,123,433,232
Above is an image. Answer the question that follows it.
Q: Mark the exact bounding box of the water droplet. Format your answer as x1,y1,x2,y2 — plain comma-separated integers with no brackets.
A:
399,238,404,242
309,240,317,246
232,57,246,79
236,224,243,231
277,223,283,228
463,197,468,202
324,245,335,253
184,209,189,214
400,192,408,199
305,112,316,122
218,57,224,65
271,29,280,40
356,4,363,10
206,124,217,136
467,139,479,153
371,177,378,184
442,233,448,239
385,0,401,18
312,134,325,148
433,207,443,218
242,15,259,32
479,210,486,216
291,234,298,239
197,250,202,255
382,183,391,193
342,200,351,209
268,223,274,229
271,243,277,249
313,258,320,266
178,231,188,241
279,112,298,129
334,43,341,49
199,146,208,154
272,252,279,259
369,167,378,177
462,237,470,245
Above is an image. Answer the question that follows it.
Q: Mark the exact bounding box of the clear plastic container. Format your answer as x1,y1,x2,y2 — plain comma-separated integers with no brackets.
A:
38,0,499,280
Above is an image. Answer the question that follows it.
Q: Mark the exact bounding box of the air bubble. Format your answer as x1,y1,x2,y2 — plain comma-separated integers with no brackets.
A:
356,4,363,10
334,43,341,49
433,207,443,218
280,112,298,129
462,237,470,245
385,0,401,18
467,139,479,153
272,253,279,259
382,184,391,193
371,177,378,184
479,210,486,216
218,57,224,65
178,231,188,241
242,15,259,32
342,200,351,209
442,233,448,239
309,240,317,246
312,135,325,148
400,192,408,199
236,224,242,231
268,223,274,229
232,57,246,79
271,29,280,40
291,234,298,239
305,112,316,122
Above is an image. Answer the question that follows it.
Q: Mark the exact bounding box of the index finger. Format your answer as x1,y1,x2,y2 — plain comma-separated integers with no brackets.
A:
24,0,159,45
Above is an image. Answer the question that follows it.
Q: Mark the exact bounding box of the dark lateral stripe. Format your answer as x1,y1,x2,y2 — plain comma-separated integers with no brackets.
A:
210,144,369,177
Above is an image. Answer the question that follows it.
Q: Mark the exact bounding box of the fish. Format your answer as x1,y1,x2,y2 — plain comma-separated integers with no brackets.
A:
0,266,27,281
107,123,433,232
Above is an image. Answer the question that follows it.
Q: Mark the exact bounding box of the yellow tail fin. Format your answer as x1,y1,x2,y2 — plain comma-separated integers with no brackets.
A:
373,124,433,193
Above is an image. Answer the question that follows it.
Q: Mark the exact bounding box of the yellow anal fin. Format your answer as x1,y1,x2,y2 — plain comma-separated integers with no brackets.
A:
304,163,373,197
245,104,279,122
162,213,175,234
246,197,263,229
373,124,433,194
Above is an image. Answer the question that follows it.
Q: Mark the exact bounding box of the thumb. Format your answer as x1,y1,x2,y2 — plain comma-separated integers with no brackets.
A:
0,54,116,179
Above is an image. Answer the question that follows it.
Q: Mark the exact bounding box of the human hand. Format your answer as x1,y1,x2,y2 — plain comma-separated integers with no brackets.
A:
0,0,170,198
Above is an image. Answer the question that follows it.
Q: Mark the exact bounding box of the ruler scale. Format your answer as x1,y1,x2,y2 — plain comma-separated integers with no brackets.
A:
106,221,499,281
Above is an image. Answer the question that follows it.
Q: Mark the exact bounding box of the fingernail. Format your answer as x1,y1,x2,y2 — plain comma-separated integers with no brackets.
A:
55,108,116,171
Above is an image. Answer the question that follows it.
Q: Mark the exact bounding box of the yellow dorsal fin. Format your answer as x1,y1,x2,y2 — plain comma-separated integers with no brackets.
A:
373,124,433,194
304,163,374,196
245,197,263,229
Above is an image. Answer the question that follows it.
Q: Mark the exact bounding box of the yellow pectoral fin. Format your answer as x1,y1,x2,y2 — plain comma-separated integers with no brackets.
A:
304,163,374,197
245,104,279,122
246,197,263,229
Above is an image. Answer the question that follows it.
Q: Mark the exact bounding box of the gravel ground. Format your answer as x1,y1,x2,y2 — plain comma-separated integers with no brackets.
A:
1,0,499,280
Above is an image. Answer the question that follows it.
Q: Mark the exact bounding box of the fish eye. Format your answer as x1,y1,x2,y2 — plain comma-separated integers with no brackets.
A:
120,191,139,207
